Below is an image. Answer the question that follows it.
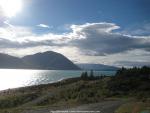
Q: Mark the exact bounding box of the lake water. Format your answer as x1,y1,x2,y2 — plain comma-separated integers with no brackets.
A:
0,69,116,91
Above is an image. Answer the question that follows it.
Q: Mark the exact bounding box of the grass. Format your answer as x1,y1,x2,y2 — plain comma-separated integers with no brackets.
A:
0,77,111,112
0,93,40,109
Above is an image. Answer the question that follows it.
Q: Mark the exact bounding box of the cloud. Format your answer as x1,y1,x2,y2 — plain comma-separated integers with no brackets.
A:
121,22,150,36
116,61,150,67
0,7,6,26
0,22,150,66
37,24,51,28
101,49,150,67
0,22,150,54
67,23,150,56
3,20,13,27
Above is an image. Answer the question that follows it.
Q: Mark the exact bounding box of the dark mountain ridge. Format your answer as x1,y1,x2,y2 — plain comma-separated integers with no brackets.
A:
0,51,80,70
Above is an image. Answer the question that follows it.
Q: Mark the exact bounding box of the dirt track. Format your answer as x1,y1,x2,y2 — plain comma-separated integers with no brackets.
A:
22,100,124,113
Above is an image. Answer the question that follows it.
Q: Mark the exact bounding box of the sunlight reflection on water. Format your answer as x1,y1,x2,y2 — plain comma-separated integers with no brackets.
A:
0,69,115,91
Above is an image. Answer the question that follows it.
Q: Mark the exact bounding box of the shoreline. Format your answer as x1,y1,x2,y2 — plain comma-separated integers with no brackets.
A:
0,77,81,94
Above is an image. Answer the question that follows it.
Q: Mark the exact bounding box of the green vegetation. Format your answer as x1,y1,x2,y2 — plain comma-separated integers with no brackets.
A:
0,66,149,113
81,70,106,80
108,66,150,99
0,93,39,109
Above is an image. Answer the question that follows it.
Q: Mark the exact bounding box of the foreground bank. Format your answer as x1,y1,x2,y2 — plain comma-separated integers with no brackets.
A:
0,66,150,113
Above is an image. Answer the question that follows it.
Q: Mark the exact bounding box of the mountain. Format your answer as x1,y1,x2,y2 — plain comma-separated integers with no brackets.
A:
0,51,80,70
77,63,119,71
22,51,80,70
0,53,26,69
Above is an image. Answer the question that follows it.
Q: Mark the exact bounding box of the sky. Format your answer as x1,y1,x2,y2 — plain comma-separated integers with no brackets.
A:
0,0,150,67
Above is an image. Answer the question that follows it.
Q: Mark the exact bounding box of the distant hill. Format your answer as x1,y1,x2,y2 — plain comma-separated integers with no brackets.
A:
77,63,119,71
0,53,27,69
0,51,80,70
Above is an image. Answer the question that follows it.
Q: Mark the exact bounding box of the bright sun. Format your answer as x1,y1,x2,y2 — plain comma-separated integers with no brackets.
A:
0,0,22,18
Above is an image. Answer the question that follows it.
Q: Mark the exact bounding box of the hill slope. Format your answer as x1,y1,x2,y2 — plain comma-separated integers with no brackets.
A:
0,51,80,70
0,53,26,69
22,51,80,70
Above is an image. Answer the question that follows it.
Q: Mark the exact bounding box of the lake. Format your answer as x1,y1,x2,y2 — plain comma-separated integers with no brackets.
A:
0,69,116,91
